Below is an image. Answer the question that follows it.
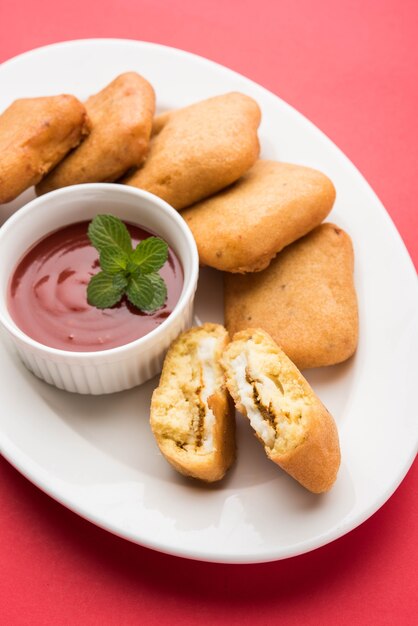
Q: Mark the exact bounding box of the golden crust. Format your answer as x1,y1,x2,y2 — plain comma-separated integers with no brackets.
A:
0,95,90,204
124,92,261,210
182,160,336,272
151,111,171,137
36,72,155,194
221,328,341,493
150,323,235,482
224,223,359,369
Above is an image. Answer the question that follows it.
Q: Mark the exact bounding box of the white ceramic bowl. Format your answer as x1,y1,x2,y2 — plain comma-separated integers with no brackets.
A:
0,184,199,394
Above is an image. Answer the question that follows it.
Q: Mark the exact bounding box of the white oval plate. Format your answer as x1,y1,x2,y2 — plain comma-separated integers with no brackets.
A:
0,39,417,564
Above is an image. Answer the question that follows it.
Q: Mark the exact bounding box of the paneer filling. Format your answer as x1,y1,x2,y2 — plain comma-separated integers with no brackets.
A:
196,337,218,452
231,346,308,453
233,352,276,447
155,334,220,454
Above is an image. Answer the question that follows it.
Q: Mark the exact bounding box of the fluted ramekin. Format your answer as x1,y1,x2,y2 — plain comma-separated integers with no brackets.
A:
0,184,199,394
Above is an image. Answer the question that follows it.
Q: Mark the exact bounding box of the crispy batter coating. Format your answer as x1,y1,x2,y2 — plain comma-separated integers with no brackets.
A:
182,160,336,272
150,323,236,482
221,328,341,493
36,72,155,194
0,95,90,204
124,92,261,210
224,224,359,369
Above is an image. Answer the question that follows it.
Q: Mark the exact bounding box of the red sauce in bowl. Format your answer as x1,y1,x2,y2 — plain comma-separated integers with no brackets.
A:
8,221,183,352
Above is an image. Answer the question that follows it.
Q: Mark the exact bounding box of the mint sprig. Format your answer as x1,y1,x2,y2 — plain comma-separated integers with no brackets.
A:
86,214,169,312
87,272,126,308
127,272,167,312
87,214,132,255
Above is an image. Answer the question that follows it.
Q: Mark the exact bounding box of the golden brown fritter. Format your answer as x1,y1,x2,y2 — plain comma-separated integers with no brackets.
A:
36,72,155,194
123,92,261,210
224,224,359,369
0,95,90,204
221,328,341,493
150,323,235,482
182,160,336,272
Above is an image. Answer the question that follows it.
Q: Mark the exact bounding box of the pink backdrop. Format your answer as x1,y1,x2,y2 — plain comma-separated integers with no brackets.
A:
0,1,417,624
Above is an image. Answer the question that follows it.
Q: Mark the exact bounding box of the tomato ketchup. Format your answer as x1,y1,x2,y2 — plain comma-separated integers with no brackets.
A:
8,221,183,352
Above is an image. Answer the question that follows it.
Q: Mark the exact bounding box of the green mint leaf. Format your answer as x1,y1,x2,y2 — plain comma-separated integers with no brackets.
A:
99,246,129,274
87,271,125,309
145,273,168,311
86,215,170,313
88,215,132,256
125,257,141,275
111,272,128,290
130,237,169,274
126,273,154,310
126,271,167,312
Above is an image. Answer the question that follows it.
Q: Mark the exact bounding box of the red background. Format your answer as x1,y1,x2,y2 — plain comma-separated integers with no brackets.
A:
0,1,417,624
